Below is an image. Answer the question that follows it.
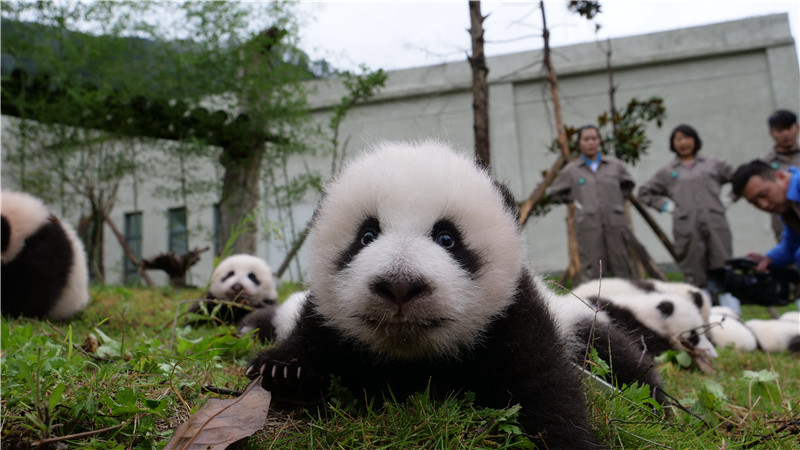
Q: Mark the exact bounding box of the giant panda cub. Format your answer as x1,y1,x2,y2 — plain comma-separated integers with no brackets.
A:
247,141,598,449
707,306,758,352
543,285,666,403
586,292,717,359
572,278,711,324
1,190,89,320
744,319,800,353
198,254,279,339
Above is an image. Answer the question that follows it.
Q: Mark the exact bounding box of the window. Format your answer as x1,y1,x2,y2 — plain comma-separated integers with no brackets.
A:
168,207,188,255
124,212,143,284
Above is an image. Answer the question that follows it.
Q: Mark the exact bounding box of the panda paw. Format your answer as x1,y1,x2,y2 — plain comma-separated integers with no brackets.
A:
246,355,307,389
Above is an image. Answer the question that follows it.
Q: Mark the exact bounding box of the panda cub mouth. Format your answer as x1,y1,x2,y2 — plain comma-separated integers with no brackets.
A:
357,314,452,330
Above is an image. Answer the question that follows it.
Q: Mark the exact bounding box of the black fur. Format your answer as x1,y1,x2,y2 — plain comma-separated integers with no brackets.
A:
1,216,9,253
572,317,666,403
689,291,704,310
656,300,674,317
591,296,673,356
249,269,598,449
430,219,482,277
238,307,278,342
1,216,74,318
630,280,656,292
788,335,800,353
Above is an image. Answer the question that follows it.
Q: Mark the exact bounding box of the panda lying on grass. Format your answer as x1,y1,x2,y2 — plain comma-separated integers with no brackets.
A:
246,141,601,449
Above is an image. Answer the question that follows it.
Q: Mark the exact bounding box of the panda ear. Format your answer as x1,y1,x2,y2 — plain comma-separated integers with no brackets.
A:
492,181,520,225
657,300,674,317
690,291,703,309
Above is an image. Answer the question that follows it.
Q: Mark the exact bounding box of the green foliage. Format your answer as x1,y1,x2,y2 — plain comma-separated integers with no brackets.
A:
598,97,667,165
3,285,799,448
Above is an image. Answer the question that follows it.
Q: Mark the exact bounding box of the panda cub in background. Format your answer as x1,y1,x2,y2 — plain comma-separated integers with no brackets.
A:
572,278,711,324
247,141,598,449
587,292,717,359
745,319,800,353
199,254,279,339
544,286,666,403
707,306,758,352
1,190,89,320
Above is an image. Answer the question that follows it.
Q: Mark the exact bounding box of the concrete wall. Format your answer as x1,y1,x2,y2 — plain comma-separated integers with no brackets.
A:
2,14,798,286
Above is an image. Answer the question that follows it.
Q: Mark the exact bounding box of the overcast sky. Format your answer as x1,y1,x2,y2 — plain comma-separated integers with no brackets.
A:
296,1,800,72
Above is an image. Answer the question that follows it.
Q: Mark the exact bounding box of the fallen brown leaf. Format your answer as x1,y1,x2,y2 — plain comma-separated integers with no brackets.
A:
163,375,271,450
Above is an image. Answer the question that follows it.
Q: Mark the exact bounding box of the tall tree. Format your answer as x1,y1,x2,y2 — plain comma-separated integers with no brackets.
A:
1,1,317,264
468,0,490,169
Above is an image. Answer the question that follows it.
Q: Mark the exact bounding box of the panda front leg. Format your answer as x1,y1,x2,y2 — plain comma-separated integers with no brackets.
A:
245,314,337,403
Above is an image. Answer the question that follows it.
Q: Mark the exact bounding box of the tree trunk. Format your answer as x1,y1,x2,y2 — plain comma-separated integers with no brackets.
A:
219,142,264,255
539,0,580,282
468,0,490,169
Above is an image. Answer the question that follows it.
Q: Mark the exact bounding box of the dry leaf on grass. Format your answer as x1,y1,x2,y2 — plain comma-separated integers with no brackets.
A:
163,376,271,450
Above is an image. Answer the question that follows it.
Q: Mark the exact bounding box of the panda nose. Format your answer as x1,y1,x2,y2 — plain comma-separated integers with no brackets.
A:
231,283,244,293
371,279,429,306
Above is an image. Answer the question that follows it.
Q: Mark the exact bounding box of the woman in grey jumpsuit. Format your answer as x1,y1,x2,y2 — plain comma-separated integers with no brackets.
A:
638,124,735,289
547,125,635,283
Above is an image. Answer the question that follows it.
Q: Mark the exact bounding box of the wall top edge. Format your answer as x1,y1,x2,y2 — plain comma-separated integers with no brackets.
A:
307,13,795,109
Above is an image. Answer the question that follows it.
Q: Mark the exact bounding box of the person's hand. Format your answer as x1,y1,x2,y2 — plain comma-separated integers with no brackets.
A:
746,252,771,272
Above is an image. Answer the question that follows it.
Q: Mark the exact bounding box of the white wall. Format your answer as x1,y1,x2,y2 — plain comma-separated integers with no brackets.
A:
3,14,798,285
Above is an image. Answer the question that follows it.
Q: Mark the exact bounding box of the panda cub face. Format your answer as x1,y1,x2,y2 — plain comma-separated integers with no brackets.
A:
208,254,277,303
308,141,523,360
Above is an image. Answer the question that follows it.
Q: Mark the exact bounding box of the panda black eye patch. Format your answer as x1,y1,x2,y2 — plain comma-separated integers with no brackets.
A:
431,219,482,277
248,273,261,285
222,271,235,282
336,217,381,271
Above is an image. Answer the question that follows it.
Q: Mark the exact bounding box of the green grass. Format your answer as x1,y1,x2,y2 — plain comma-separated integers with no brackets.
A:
1,286,798,449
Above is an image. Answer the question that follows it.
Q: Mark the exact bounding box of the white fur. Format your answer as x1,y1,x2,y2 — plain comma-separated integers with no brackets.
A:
273,290,308,342
571,278,711,324
208,254,277,301
46,217,90,320
707,312,758,352
1,190,89,320
598,292,718,358
779,311,800,323
745,319,800,353
1,190,52,264
711,305,741,321
308,141,523,360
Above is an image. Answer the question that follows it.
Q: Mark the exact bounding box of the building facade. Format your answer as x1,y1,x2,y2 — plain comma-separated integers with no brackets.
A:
2,14,798,286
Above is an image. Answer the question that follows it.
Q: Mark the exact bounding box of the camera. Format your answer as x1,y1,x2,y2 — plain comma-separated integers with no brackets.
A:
706,258,799,306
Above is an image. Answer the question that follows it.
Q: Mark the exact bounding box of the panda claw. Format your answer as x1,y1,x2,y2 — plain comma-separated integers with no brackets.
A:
297,366,302,379
245,365,255,377
271,365,278,379
283,366,289,379
259,364,267,376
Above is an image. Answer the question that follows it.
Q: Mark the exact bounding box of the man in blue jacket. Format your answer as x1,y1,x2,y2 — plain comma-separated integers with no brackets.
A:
732,160,800,309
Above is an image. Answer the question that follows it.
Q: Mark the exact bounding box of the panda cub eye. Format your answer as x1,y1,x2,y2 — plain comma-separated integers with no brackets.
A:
248,273,260,285
361,229,378,246
357,217,381,247
222,271,235,282
434,231,454,249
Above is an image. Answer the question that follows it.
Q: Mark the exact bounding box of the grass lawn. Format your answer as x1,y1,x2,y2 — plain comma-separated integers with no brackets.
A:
1,283,798,449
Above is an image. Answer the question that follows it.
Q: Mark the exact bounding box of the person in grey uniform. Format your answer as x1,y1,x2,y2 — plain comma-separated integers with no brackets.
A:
760,110,800,242
639,124,741,311
547,125,635,283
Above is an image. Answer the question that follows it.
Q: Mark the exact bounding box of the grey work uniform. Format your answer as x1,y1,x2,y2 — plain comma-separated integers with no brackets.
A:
638,155,735,287
760,146,800,242
547,156,635,283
